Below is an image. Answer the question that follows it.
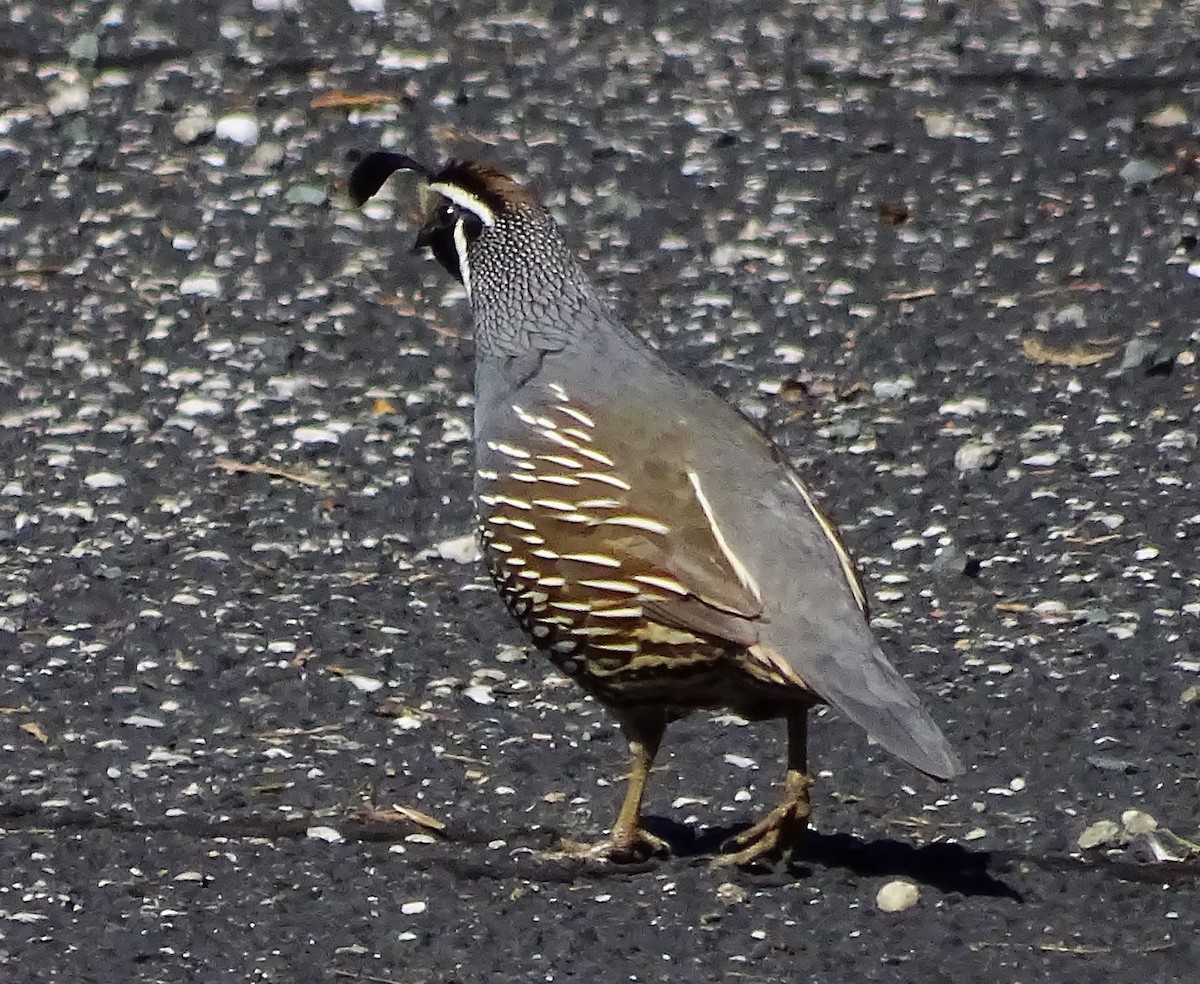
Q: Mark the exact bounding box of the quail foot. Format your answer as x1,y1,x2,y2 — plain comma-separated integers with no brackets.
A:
350,151,961,866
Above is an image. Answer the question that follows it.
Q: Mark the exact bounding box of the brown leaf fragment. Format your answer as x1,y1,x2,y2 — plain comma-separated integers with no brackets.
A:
21,721,49,744
310,90,411,110
1022,337,1117,367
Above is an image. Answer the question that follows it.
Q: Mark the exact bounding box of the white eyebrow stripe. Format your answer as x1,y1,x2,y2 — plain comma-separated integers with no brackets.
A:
686,469,763,606
428,182,496,226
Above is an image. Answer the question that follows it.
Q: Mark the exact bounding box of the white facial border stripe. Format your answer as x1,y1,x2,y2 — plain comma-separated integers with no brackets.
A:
427,182,496,226
452,218,471,299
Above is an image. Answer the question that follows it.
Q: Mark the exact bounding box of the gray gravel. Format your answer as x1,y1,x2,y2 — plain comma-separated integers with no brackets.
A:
2,1,1199,982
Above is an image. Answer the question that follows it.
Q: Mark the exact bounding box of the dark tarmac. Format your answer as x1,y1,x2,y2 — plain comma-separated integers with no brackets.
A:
2,1,1199,982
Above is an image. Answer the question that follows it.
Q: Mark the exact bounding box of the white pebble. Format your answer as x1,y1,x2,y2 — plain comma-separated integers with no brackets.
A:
306,826,343,843
463,684,495,705
179,274,222,298
175,397,223,416
293,426,339,445
216,114,260,145
84,471,125,489
876,880,920,913
400,900,426,915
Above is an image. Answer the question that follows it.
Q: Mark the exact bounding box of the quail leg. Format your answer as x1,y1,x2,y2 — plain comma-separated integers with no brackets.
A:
559,712,670,862
716,711,813,867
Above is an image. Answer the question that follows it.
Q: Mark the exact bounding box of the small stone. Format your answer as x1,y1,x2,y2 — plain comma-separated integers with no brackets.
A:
1118,159,1168,187
876,880,920,913
67,33,100,64
1021,451,1060,468
306,825,344,843
47,82,91,116
1145,105,1188,127
285,184,328,206
872,376,915,399
215,113,260,145
246,142,286,173
462,684,494,705
1120,336,1165,372
344,675,383,693
954,441,1000,474
939,397,989,417
400,900,426,915
84,471,125,489
1086,755,1138,774
293,426,339,445
174,108,215,145
179,274,222,298
1121,809,1158,835
435,534,480,564
963,827,987,841
1078,820,1120,850
1181,685,1200,706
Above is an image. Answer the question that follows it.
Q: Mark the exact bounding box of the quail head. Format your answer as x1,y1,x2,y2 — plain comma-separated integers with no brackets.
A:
350,150,960,865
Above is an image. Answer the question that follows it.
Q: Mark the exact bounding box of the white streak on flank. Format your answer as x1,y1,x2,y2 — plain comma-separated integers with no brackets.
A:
537,454,583,470
590,642,640,653
537,575,567,587
452,219,472,299
603,515,670,535
488,541,512,553
514,461,537,471
486,441,531,460
478,493,532,511
573,446,616,467
590,606,644,619
686,469,763,606
548,513,591,525
505,517,537,531
476,469,500,481
569,625,620,637
547,382,569,401
562,427,594,445
531,548,560,560
785,471,868,613
520,534,545,545
485,515,510,526
518,569,541,580
534,474,581,487
577,578,641,595
559,552,621,568
534,415,558,430
531,498,578,512
632,573,690,596
511,404,539,426
504,556,527,566
576,471,632,491
556,405,595,429
428,182,496,226
576,498,621,510
507,471,538,483
539,429,586,453
548,600,593,613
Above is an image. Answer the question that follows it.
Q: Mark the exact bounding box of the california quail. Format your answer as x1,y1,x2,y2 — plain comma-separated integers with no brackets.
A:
350,151,961,865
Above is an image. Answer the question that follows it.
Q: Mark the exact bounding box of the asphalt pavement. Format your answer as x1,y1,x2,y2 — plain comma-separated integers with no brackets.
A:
1,1,1199,982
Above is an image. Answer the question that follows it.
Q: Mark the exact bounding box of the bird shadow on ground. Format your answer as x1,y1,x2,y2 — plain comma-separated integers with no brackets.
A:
641,816,1023,900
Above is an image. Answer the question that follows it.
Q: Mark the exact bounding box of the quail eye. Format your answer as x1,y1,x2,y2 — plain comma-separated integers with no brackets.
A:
459,210,484,242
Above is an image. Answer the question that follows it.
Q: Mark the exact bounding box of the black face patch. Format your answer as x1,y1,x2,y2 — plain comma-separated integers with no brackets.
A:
412,198,486,284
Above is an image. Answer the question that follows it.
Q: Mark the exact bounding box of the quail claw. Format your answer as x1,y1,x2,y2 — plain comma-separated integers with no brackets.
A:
555,826,670,864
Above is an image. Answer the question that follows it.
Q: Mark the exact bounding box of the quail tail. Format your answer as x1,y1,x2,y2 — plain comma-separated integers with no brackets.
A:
816,643,960,780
